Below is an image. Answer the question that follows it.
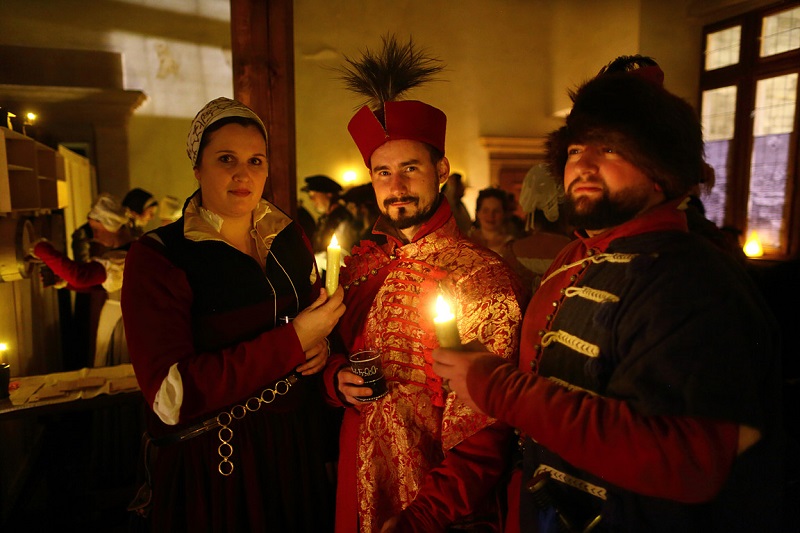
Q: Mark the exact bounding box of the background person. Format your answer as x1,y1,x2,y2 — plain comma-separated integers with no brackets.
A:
442,172,472,234
469,187,548,303
468,187,515,256
67,193,133,369
302,173,359,254
121,97,345,531
341,182,383,244
122,187,158,238
33,193,133,367
295,198,317,241
157,194,182,226
509,164,573,294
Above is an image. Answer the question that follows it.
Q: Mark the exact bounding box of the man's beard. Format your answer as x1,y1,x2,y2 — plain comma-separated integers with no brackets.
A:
382,195,437,230
563,181,653,230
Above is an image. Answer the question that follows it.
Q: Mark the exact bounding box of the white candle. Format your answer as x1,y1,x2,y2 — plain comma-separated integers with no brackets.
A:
326,234,341,296
0,342,9,399
433,294,461,349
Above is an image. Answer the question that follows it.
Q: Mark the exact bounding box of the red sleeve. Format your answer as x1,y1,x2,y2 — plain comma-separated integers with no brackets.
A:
121,238,307,422
34,241,107,288
322,352,350,408
394,421,512,532
469,357,738,503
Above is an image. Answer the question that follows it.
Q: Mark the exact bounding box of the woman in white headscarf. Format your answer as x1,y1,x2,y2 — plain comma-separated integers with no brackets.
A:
121,97,345,531
32,193,134,367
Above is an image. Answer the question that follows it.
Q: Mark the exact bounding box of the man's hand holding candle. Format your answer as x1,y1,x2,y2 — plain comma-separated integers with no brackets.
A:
433,294,461,349
432,343,506,416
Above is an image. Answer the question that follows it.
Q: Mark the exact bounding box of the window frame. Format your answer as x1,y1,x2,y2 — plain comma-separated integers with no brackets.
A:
700,1,800,260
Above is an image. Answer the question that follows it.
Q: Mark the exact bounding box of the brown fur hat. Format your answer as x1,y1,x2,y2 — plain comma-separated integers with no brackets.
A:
546,72,705,200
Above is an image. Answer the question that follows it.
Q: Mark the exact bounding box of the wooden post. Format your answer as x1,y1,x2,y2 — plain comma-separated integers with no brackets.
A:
230,0,296,216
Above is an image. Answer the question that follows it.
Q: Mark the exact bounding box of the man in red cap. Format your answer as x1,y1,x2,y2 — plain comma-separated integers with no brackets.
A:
323,36,526,532
433,56,783,532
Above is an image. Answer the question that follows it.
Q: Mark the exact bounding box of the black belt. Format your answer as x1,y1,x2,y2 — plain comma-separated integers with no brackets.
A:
148,416,221,447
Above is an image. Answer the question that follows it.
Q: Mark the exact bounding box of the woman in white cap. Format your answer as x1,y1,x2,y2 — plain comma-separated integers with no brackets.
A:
121,97,345,531
32,193,133,367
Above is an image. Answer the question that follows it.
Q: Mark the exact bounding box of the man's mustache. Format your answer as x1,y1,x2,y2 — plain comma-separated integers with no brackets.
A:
383,196,419,209
567,177,605,194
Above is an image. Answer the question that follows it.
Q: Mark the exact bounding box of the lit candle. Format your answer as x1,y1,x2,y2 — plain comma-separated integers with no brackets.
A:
433,294,461,349
743,230,764,258
326,234,341,296
0,342,9,400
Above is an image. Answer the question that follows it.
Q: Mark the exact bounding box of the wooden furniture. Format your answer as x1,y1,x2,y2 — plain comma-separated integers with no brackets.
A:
0,364,144,529
0,127,93,372
0,126,67,213
0,363,141,421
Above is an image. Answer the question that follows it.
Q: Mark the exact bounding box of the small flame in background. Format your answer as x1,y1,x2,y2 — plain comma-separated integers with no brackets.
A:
743,231,764,258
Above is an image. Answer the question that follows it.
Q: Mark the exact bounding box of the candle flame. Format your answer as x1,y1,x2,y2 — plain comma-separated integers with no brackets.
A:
0,343,7,352
433,294,455,323
329,234,340,249
743,231,763,258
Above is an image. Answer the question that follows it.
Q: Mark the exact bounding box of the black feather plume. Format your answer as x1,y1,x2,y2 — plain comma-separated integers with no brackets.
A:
338,34,445,111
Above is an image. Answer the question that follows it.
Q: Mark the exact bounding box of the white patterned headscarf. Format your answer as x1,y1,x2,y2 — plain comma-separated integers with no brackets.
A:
186,97,268,167
518,164,563,223
88,193,129,232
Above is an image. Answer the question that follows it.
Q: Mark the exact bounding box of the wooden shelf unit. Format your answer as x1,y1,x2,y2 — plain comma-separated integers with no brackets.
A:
0,127,66,212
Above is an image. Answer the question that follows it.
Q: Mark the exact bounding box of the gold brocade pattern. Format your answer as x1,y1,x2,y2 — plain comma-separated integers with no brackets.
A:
351,218,523,532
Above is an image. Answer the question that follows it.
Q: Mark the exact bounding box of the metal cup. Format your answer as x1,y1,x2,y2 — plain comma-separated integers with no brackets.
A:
348,349,388,402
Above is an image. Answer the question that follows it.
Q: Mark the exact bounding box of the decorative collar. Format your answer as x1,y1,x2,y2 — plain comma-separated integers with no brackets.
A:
183,190,291,248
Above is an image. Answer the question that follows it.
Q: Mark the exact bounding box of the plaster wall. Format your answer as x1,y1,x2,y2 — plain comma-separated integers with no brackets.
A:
0,0,713,221
550,0,643,116
293,0,561,195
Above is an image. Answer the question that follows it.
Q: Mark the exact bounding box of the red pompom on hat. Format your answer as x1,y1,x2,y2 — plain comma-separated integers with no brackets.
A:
348,101,447,167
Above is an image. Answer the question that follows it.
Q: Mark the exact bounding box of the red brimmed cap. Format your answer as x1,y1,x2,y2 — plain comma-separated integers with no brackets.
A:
348,100,446,167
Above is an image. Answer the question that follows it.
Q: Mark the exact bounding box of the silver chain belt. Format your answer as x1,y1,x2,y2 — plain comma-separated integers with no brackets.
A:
214,373,299,476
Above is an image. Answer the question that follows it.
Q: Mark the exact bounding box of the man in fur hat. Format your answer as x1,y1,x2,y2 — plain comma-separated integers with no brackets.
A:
323,36,526,532
434,57,783,532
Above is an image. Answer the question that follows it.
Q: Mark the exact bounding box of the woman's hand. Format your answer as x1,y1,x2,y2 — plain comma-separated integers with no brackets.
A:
296,339,329,376
292,286,345,352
